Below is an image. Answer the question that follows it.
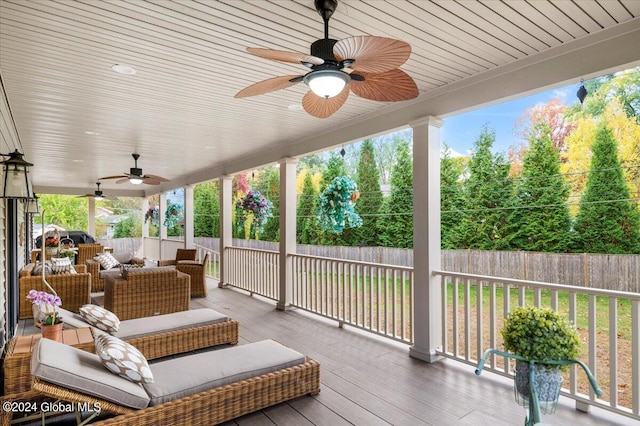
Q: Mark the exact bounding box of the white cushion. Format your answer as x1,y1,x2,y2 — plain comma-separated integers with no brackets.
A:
31,338,150,409
50,257,74,274
95,334,154,384
80,304,120,333
143,339,304,405
94,252,120,270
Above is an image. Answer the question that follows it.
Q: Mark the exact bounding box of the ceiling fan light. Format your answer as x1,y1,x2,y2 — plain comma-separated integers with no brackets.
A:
129,176,143,185
94,195,104,201
304,70,350,98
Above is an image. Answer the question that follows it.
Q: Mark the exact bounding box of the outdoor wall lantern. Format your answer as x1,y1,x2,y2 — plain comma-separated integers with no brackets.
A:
0,149,35,200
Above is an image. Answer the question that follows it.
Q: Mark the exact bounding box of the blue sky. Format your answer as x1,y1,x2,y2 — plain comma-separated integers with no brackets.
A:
441,82,582,156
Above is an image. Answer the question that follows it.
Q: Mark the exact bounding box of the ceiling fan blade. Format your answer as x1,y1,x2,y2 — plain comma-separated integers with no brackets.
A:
115,177,130,184
99,174,127,180
143,174,169,182
77,194,92,198
334,36,412,74
142,178,162,185
350,69,419,102
235,75,304,98
246,48,324,66
302,88,350,119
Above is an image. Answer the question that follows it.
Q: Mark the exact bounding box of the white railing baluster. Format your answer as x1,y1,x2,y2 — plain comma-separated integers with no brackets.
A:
610,297,618,408
632,299,639,415
453,277,459,357
464,278,471,361
589,294,598,402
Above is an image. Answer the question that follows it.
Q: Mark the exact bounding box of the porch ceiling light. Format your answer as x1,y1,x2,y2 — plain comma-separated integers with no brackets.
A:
1,149,35,200
129,176,143,185
304,69,350,98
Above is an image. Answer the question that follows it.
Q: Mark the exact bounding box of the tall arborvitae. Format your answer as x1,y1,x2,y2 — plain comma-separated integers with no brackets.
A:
509,123,572,252
355,139,383,246
440,145,465,249
453,125,513,250
574,123,640,253
297,172,320,244
194,182,219,237
378,140,413,248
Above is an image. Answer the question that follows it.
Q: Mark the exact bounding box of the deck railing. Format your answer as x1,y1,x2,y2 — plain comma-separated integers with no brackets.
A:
433,270,640,421
194,244,221,280
291,253,413,344
192,244,638,421
224,246,279,300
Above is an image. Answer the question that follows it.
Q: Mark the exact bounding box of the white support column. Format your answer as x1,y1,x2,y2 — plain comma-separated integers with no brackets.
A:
88,197,96,237
409,115,444,363
159,192,167,260
277,157,297,311
140,197,149,260
219,176,233,288
141,198,149,238
184,184,195,249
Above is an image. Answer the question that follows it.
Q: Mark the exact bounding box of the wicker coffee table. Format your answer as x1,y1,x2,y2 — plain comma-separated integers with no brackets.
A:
4,327,95,396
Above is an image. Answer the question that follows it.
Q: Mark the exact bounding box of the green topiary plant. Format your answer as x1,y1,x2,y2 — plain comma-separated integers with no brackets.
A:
502,306,581,369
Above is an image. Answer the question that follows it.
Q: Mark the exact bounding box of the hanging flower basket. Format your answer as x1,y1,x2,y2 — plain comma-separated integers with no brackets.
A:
235,189,273,236
317,176,363,234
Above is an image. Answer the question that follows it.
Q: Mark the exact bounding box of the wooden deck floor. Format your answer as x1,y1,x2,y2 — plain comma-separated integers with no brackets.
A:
13,279,636,425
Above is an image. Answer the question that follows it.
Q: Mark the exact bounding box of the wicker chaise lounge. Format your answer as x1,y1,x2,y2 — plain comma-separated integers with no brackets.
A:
3,307,239,396
26,338,320,425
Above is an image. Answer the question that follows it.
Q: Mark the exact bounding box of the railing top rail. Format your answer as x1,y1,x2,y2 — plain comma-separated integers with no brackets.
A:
434,269,640,300
226,246,279,255
193,243,220,255
291,252,414,271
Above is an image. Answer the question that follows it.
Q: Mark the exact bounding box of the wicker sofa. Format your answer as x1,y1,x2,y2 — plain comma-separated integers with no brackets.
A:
86,252,145,292
18,263,91,319
103,268,190,320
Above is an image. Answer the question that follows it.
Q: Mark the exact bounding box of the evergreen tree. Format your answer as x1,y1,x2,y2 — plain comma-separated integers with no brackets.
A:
378,140,413,248
509,123,572,252
253,167,280,242
297,172,320,244
453,125,513,250
113,213,141,238
573,123,640,253
354,139,383,246
194,182,218,237
440,145,465,249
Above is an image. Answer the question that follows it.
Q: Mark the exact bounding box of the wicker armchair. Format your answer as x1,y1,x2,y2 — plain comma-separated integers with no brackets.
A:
176,253,209,298
18,264,91,319
76,243,104,264
103,268,190,320
86,253,144,292
157,248,196,266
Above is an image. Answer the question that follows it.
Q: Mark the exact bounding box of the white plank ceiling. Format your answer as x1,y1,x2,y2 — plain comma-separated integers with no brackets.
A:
1,0,639,196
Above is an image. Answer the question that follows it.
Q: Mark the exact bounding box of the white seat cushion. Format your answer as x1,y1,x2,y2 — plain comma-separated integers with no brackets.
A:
114,308,228,340
143,339,305,406
31,338,150,409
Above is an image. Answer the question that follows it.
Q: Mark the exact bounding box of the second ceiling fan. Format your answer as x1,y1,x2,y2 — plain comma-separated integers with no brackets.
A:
100,153,169,185
235,0,419,118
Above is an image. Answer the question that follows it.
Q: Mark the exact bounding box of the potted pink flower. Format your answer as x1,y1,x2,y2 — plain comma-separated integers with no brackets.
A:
26,290,63,341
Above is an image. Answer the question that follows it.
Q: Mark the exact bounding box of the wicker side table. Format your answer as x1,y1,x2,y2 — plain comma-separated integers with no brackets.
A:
3,327,95,396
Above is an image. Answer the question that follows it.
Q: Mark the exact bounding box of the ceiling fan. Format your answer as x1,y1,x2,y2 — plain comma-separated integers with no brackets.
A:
235,0,418,118
99,153,169,185
77,182,114,201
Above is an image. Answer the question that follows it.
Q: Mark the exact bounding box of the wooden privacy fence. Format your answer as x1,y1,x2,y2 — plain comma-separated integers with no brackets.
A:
194,238,639,293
